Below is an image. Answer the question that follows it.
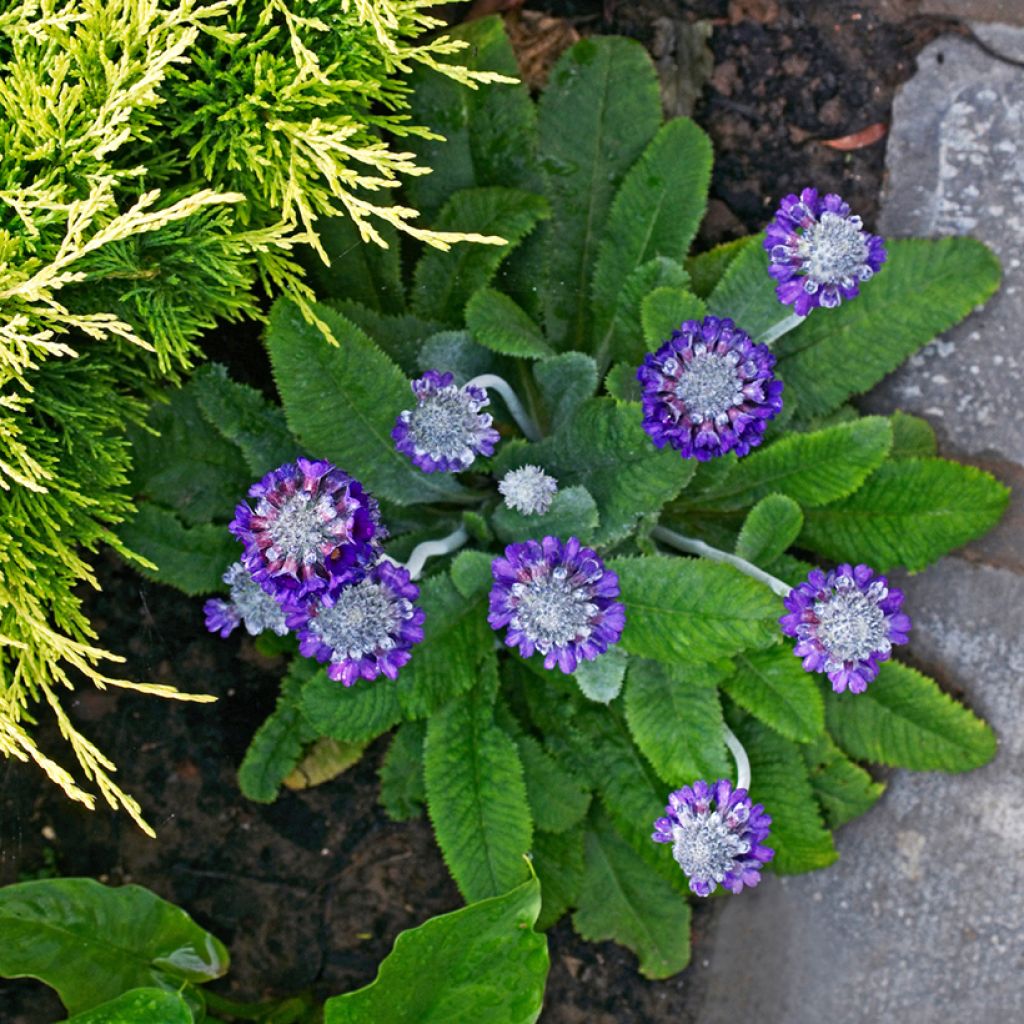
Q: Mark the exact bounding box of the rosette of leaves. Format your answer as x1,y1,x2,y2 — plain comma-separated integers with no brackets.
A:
128,19,1006,977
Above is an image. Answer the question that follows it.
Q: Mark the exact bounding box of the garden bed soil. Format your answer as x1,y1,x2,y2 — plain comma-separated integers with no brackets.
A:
0,2,981,1020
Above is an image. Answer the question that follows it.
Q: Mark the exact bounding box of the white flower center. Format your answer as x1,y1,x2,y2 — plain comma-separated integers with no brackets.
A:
264,491,343,565
671,809,750,882
311,578,412,661
499,465,558,516
814,579,889,665
225,562,288,636
798,211,869,285
510,567,596,653
410,388,486,460
674,352,744,423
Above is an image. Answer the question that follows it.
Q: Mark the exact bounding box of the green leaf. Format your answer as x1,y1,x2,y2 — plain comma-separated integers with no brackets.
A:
450,549,495,599
238,658,319,804
128,385,252,526
800,457,1010,572
418,329,500,384
574,646,628,704
192,364,297,478
513,729,591,834
596,257,690,372
532,352,599,432
706,233,790,341
64,988,191,1024
266,298,468,505
640,287,707,349
604,362,641,403
424,667,534,902
465,288,553,359
692,417,894,511
735,718,838,874
800,734,885,829
686,236,751,298
889,410,937,459
379,721,427,822
411,188,549,325
573,810,690,980
532,829,585,931
492,485,599,545
723,648,824,743
538,37,662,350
775,238,1002,416
0,879,228,1015
624,659,731,783
734,493,804,566
302,670,403,744
404,16,540,220
116,505,237,596
323,877,549,1024
328,301,442,376
591,118,712,350
612,555,780,663
283,737,367,791
823,660,996,771
396,575,491,719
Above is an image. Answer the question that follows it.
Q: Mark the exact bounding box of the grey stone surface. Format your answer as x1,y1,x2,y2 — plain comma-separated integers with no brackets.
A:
922,0,1024,24
683,27,1024,1024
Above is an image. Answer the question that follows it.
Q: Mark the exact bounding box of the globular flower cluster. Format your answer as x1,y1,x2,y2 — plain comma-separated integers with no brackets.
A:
765,188,886,315
488,536,625,674
637,316,783,461
653,779,774,897
780,563,911,694
209,458,424,686
498,465,559,516
392,370,500,473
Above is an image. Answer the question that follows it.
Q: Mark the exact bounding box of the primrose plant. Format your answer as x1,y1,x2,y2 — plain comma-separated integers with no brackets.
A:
125,19,1006,976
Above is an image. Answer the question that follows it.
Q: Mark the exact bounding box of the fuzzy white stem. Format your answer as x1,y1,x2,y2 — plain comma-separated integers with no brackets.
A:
405,526,468,582
756,311,806,347
722,724,751,792
651,526,792,599
467,373,541,441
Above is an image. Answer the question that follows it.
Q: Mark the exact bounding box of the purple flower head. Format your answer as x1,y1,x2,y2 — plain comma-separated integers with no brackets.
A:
637,316,783,461
203,561,289,639
488,536,625,674
287,560,425,686
229,458,384,603
780,563,912,694
498,465,559,516
652,779,774,897
392,370,501,473
764,187,886,315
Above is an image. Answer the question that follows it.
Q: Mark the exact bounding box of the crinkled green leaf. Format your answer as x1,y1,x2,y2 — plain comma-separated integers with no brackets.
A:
532,828,585,931
574,646,628,704
116,505,237,597
302,670,402,744
450,549,495,599
604,362,641,403
492,485,599,546
612,555,780,663
411,188,549,325
323,877,548,1024
64,988,191,1024
800,734,885,829
466,287,553,359
723,648,824,743
0,879,228,1015
328,301,442,376
640,287,707,348
800,457,1010,572
511,727,591,835
266,298,468,505
624,659,731,784
823,661,996,772
538,37,662,350
573,809,690,980
889,410,937,459
734,493,804,566
418,329,501,384
238,658,319,804
775,238,1002,416
532,351,599,432
283,737,367,791
591,118,712,350
379,721,427,822
424,663,533,902
705,232,787,340
686,236,751,298
692,417,893,511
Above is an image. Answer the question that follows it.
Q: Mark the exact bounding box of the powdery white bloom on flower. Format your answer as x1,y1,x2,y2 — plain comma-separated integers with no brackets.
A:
637,316,783,461
287,561,425,686
488,536,625,674
764,187,886,315
498,465,559,516
204,561,289,639
652,779,774,897
392,370,500,473
779,563,911,694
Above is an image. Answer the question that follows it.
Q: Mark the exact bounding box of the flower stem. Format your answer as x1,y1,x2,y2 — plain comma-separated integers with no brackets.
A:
756,310,805,347
722,724,751,792
650,525,792,599
405,525,469,581
467,373,542,441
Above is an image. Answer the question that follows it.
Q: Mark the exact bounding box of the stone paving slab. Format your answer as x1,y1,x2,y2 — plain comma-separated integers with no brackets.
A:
922,0,1024,25
684,26,1024,1023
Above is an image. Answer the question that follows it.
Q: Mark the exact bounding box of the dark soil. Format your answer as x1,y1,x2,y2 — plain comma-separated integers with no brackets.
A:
0,3,972,1021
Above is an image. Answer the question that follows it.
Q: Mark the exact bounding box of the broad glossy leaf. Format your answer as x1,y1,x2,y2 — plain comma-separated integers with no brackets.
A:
0,879,227,1015
723,648,824,743
323,877,548,1024
65,988,191,1024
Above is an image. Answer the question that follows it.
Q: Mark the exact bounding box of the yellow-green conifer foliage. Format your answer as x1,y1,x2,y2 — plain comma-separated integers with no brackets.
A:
0,0,508,832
